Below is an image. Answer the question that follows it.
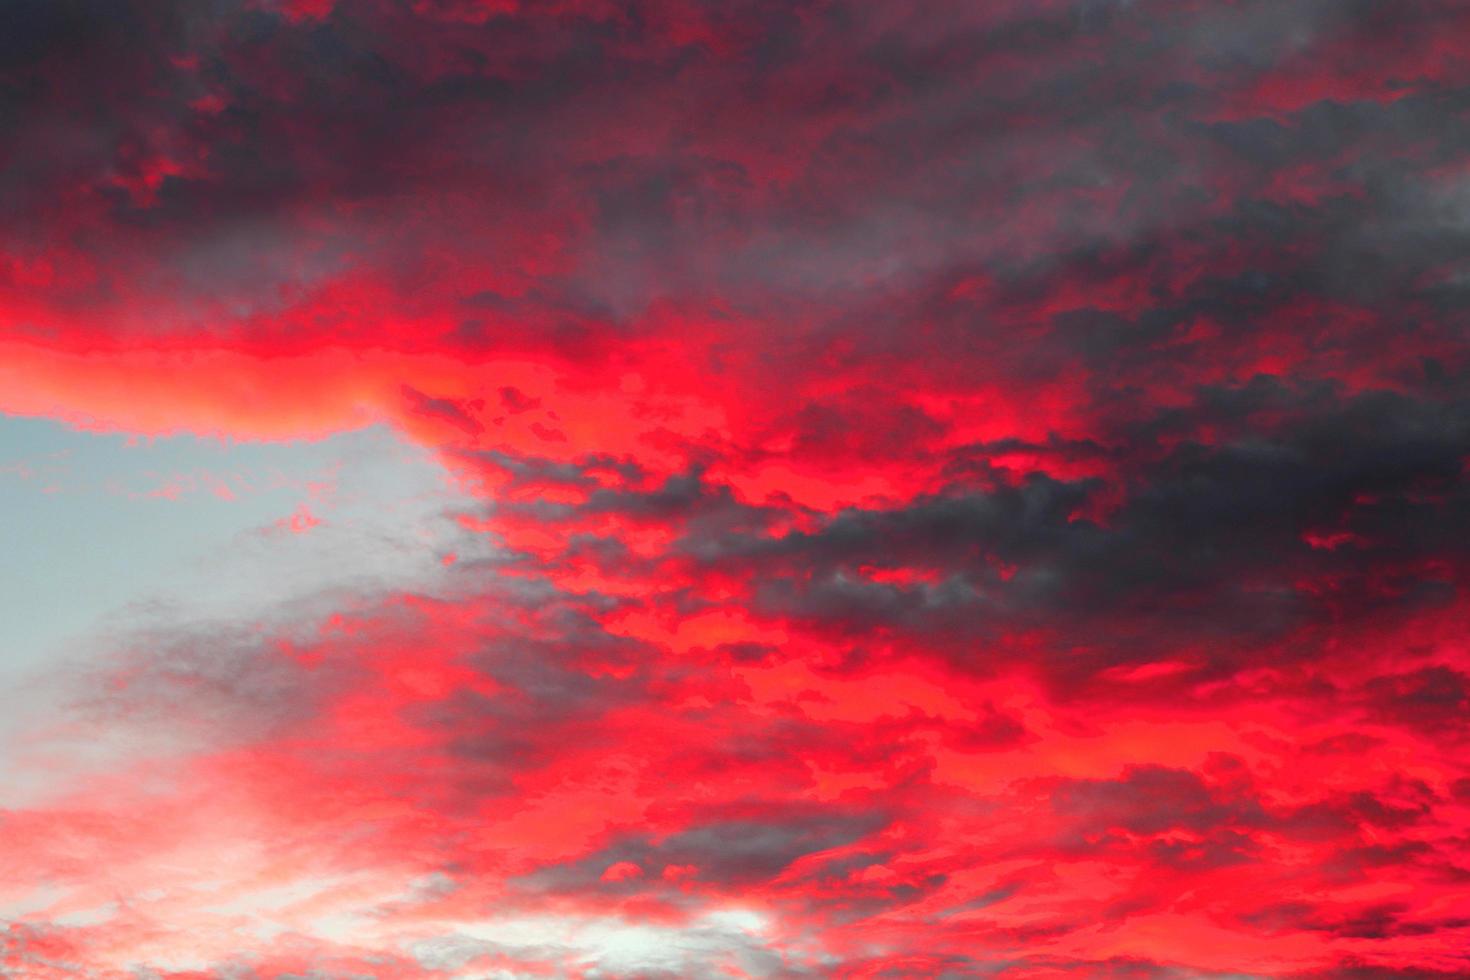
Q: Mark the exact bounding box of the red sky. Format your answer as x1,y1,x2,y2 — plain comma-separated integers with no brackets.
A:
3,1,1470,977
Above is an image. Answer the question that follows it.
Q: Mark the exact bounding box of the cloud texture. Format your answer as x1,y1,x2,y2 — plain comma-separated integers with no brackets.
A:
3,0,1470,976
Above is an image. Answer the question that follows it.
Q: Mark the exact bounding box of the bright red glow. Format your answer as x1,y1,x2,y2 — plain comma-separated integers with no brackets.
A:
3,1,1470,977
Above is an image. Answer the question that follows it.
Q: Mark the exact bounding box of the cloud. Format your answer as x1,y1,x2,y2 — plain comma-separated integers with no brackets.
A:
3,0,1470,976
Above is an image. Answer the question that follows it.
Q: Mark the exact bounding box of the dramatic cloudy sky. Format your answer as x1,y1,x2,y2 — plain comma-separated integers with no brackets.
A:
3,1,1470,977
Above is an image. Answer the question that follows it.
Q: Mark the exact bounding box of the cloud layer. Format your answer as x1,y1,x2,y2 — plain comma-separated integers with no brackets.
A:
3,0,1470,976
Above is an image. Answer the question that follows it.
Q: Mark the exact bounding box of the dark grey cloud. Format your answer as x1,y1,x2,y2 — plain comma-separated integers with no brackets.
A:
668,383,1470,683
521,805,888,894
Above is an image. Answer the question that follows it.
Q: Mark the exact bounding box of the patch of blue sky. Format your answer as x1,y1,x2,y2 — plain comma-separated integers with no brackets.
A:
0,415,487,678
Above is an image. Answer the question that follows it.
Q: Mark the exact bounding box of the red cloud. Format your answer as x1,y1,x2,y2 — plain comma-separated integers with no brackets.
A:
2,0,1469,976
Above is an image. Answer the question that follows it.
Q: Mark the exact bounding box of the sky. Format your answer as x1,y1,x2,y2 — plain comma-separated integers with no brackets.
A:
1,1,1469,978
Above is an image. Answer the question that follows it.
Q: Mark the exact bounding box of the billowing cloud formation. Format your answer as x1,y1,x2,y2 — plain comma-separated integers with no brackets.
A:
3,0,1470,976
